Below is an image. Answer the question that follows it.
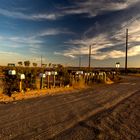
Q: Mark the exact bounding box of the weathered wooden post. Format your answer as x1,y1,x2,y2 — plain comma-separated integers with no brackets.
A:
19,74,25,92
46,71,51,89
8,70,16,96
103,72,106,83
39,73,46,89
51,71,58,88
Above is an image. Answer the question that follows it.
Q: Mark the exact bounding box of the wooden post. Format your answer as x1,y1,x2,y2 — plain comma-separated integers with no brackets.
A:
48,75,49,89
53,75,55,88
89,45,91,69
20,80,22,92
40,77,43,89
125,29,128,74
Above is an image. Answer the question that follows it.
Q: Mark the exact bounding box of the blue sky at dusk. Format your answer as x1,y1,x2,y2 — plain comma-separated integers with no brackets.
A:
0,0,140,67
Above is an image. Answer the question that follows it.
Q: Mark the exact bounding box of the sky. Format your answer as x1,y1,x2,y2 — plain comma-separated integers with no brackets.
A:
0,0,140,67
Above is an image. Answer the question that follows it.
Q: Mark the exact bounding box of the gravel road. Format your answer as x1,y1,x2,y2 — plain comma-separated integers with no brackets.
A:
0,76,139,140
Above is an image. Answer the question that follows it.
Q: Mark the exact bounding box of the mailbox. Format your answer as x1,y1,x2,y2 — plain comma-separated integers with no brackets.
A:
46,71,51,76
39,73,46,78
20,74,25,80
51,71,58,75
76,71,83,75
8,70,16,75
85,73,87,76
99,72,103,76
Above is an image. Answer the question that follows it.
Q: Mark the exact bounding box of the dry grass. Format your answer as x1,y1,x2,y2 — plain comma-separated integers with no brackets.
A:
0,77,115,103
0,85,88,103
129,73,140,77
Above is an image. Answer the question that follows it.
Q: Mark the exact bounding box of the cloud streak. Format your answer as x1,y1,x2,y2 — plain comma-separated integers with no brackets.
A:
0,0,139,21
0,8,60,20
58,0,139,18
55,16,140,60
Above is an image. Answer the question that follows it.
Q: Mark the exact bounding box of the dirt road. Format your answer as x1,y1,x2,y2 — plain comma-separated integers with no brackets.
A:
0,76,139,140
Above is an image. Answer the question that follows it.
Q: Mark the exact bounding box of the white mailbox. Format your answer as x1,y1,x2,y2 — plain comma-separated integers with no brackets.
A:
76,71,83,75
116,62,120,68
39,73,46,78
51,71,58,75
45,71,51,76
8,70,16,75
20,74,25,80
99,72,103,76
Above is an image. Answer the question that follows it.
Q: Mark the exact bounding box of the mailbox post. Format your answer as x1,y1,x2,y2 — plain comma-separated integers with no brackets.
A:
39,73,46,89
8,70,16,96
51,71,58,88
116,62,120,75
19,74,25,92
46,71,51,88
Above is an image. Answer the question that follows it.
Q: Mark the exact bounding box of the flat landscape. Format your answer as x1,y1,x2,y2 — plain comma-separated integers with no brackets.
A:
0,76,139,140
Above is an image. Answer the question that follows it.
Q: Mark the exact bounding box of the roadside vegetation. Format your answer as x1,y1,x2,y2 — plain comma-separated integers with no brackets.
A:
0,65,140,102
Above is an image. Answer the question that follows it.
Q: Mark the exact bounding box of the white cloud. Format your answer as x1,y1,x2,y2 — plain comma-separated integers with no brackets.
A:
129,45,140,56
0,8,60,21
0,35,43,44
59,0,139,18
0,0,139,21
31,13,58,20
35,28,74,37
55,23,140,60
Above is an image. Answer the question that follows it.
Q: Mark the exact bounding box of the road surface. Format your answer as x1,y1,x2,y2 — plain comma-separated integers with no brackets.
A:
0,76,139,140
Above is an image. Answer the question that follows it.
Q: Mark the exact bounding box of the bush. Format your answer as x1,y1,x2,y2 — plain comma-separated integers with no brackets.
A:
58,68,70,86
2,67,38,96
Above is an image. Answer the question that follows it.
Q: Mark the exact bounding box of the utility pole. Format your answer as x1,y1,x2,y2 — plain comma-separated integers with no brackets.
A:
125,29,128,74
79,54,81,69
88,45,91,69
41,56,42,68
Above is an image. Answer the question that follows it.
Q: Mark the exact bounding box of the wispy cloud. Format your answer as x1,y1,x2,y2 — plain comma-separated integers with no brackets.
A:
58,0,139,18
0,0,139,21
0,35,43,44
34,28,74,38
0,8,60,20
55,16,140,60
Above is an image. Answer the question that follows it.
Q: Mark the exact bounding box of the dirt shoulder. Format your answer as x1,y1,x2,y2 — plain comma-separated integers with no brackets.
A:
0,85,90,103
53,91,140,140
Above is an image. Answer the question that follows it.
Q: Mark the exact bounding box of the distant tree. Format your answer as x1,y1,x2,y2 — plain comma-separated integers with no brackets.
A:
7,63,15,67
52,64,55,68
24,61,30,67
18,61,23,66
33,62,37,67
57,64,63,68
48,63,52,67
42,64,47,68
